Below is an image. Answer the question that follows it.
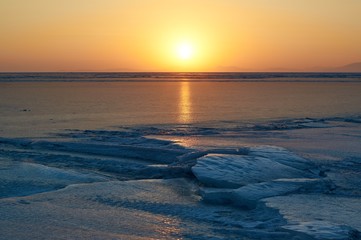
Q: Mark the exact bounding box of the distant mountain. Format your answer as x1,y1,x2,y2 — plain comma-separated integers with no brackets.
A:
331,62,361,72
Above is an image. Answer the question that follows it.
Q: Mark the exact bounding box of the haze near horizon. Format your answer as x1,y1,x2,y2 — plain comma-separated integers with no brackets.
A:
1,0,361,72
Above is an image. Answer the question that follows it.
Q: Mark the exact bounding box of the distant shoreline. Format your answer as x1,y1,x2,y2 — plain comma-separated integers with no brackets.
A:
0,72,361,83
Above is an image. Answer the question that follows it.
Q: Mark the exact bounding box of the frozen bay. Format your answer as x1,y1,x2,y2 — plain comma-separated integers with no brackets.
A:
0,74,361,239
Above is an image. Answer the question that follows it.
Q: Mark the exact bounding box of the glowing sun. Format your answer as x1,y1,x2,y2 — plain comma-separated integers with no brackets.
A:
176,43,193,60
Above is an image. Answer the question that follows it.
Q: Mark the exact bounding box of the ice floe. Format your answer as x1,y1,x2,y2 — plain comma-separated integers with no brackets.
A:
248,145,317,171
192,151,315,188
191,145,337,213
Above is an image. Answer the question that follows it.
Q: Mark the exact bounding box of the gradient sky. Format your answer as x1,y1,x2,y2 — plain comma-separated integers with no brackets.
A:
1,0,361,72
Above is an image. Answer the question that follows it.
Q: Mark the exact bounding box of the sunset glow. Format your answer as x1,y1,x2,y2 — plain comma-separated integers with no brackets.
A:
176,43,193,60
1,0,361,72
1,1,361,239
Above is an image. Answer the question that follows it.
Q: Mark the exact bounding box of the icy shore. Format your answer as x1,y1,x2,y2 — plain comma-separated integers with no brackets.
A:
1,117,360,239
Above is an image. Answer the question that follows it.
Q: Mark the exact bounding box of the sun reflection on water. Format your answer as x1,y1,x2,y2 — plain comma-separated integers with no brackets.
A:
156,216,182,239
178,81,192,123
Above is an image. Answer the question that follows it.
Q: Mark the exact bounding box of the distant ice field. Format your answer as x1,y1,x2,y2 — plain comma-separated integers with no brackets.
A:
1,73,360,137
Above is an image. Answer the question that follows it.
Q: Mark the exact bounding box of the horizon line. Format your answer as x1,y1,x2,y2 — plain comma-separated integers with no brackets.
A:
1,71,361,73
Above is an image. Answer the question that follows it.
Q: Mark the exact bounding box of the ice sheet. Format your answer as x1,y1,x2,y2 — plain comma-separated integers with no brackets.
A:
0,179,299,240
0,158,106,198
0,116,360,239
265,194,361,239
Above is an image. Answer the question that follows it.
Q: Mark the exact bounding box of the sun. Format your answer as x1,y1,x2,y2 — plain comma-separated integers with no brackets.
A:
176,43,193,60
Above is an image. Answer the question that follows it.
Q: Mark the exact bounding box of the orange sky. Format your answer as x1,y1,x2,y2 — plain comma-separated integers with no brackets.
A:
1,0,361,72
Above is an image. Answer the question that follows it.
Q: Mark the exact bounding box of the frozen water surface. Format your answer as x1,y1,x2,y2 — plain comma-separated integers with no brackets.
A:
0,158,106,198
0,76,361,239
0,178,301,240
1,117,360,239
265,194,361,239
